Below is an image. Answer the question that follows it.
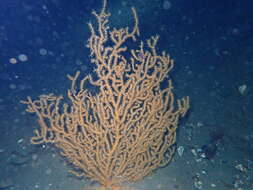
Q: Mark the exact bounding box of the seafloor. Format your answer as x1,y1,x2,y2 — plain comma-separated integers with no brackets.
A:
0,0,253,189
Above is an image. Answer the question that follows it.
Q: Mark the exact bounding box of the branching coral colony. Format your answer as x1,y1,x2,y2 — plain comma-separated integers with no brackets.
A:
21,0,190,189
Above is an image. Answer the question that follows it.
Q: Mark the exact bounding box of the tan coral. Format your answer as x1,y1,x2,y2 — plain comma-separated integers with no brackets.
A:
21,0,189,189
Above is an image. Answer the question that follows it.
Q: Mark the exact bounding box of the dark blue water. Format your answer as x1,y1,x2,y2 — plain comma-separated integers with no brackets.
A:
0,0,253,189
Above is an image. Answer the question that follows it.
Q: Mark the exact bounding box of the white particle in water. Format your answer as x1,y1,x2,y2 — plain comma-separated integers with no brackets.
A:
18,54,28,62
32,154,38,160
9,84,16,90
45,168,52,175
9,58,17,64
39,48,47,55
35,183,39,189
163,0,172,10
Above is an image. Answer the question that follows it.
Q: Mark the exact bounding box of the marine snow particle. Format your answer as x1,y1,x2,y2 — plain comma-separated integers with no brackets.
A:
18,54,28,62
39,48,47,56
163,0,172,10
9,84,16,90
9,58,17,64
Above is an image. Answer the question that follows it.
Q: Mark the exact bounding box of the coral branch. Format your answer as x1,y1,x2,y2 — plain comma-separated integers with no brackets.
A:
21,0,189,189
